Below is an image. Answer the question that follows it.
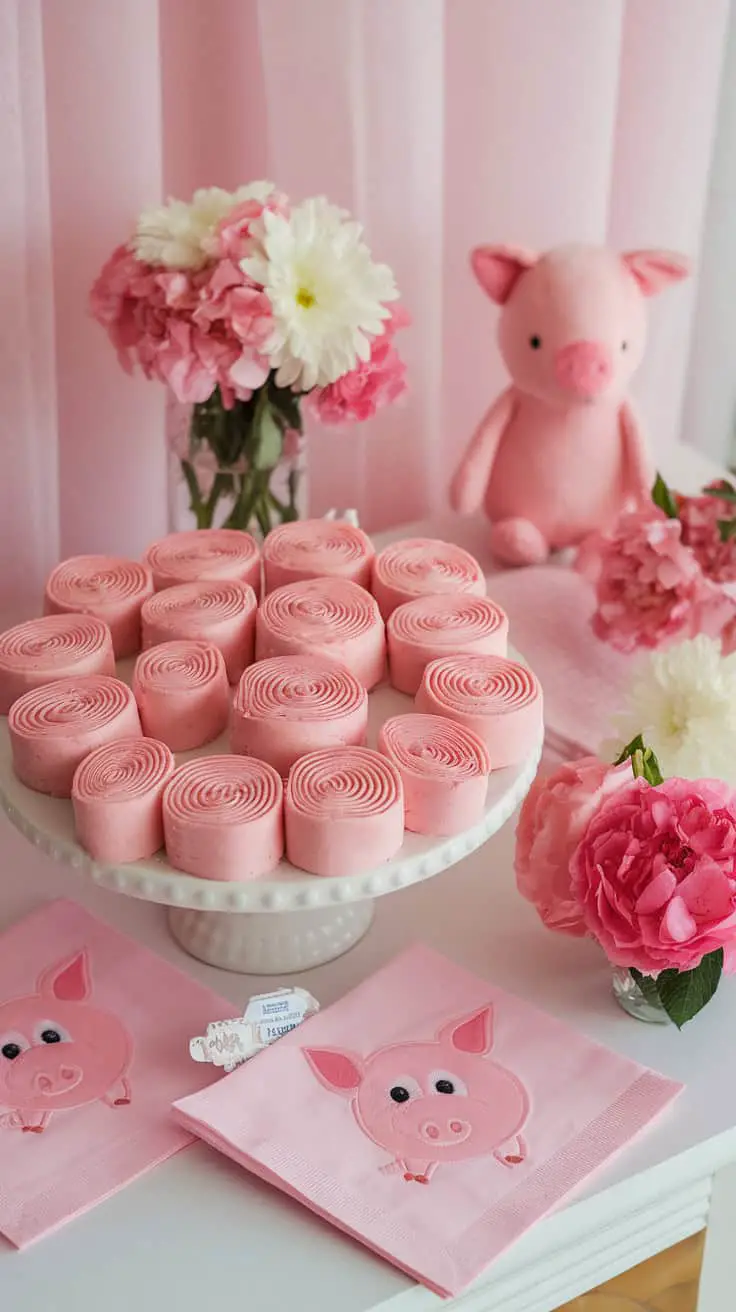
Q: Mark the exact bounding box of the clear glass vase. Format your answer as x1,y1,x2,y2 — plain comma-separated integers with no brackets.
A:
611,967,670,1025
167,386,306,538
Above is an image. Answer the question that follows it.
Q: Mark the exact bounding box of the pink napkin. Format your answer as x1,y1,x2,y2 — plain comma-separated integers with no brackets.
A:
487,566,632,761
0,899,237,1248
174,943,682,1297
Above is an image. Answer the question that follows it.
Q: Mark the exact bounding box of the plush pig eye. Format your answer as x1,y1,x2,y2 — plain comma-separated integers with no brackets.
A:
621,341,628,351
1,1034,29,1061
34,1021,70,1046
529,335,542,349
430,1070,468,1097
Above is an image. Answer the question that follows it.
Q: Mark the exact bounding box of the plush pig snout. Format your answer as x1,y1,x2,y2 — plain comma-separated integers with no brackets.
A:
554,340,612,398
33,1064,83,1097
420,1115,471,1145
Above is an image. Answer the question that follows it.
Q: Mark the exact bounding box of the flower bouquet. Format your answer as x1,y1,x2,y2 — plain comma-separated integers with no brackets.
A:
576,473,736,654
91,184,408,536
515,725,736,1027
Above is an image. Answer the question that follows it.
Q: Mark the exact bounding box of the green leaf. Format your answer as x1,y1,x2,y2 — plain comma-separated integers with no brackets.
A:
718,518,736,543
252,405,284,471
614,735,663,786
703,482,736,504
651,949,723,1028
651,472,679,519
629,968,663,1009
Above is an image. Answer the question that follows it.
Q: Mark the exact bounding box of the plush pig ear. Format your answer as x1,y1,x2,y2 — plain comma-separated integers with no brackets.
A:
438,1006,494,1055
621,249,691,297
37,950,91,1003
303,1047,364,1096
470,245,537,304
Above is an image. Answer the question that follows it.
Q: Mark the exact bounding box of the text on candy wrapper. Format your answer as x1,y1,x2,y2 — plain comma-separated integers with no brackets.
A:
190,987,320,1072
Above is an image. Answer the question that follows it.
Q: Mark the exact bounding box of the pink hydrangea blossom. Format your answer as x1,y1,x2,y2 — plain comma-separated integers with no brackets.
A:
676,482,736,584
308,305,409,425
588,510,730,653
571,775,736,974
209,191,289,262
514,756,631,935
89,244,269,408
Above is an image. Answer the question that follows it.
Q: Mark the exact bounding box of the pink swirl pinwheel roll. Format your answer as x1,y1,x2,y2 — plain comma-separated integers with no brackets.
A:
44,556,154,658
371,538,486,620
0,614,115,714
144,528,261,594
141,579,257,683
377,713,491,836
9,675,142,797
387,593,509,695
262,518,375,594
163,756,284,881
72,736,175,863
415,654,542,768
232,656,368,777
256,579,385,690
133,640,229,751
285,746,404,877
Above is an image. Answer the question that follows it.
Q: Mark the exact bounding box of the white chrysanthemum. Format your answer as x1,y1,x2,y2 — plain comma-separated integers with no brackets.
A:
133,182,276,269
242,196,398,390
607,635,736,783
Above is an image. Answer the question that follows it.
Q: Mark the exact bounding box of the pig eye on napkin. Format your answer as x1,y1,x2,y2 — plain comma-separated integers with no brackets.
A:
0,899,237,1249
173,943,682,1298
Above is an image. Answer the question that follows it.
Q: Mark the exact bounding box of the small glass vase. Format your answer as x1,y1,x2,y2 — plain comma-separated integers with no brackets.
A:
611,966,670,1025
167,385,306,538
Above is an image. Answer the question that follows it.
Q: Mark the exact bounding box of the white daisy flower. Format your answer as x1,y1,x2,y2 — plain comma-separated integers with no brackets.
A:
134,182,276,269
242,196,398,390
607,635,736,783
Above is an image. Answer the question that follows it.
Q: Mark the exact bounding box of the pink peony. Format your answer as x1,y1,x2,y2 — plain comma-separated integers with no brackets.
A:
308,304,409,425
571,775,736,974
676,482,736,584
589,510,727,653
514,757,631,935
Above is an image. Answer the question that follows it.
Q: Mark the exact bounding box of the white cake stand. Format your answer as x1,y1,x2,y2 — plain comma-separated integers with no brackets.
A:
0,679,541,975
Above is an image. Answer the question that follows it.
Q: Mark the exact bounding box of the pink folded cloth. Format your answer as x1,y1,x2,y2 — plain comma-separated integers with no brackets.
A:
487,566,632,760
0,899,237,1249
174,943,682,1297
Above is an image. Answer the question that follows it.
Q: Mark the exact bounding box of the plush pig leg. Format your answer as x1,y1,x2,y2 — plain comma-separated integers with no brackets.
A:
495,1132,527,1167
20,1112,51,1133
490,518,549,567
103,1076,132,1108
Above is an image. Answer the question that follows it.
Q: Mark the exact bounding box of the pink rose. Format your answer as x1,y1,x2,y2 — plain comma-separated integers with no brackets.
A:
308,304,409,425
514,756,631,935
571,775,736,974
589,510,722,653
676,483,736,584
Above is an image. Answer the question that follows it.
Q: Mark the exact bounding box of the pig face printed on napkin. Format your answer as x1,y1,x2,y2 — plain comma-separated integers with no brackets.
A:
304,1005,529,1183
0,950,132,1134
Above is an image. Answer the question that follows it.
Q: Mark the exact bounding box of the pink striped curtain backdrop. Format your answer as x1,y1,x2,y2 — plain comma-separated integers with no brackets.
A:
1,0,730,614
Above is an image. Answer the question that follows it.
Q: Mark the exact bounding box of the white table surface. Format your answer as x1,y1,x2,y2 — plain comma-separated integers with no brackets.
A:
1,441,732,1312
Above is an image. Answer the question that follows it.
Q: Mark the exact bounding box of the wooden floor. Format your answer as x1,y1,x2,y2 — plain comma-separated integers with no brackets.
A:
556,1231,705,1311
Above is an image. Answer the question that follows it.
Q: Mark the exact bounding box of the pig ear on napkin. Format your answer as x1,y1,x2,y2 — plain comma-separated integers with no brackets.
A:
303,1047,364,1095
438,1005,494,1055
621,249,691,296
37,949,92,1003
470,245,538,304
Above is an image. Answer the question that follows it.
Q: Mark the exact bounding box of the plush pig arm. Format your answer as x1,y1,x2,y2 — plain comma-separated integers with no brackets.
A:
450,387,517,515
620,399,654,506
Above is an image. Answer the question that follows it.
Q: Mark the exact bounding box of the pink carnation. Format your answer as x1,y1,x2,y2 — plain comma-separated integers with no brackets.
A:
308,305,409,425
514,757,631,935
676,482,736,584
571,775,736,974
589,510,726,653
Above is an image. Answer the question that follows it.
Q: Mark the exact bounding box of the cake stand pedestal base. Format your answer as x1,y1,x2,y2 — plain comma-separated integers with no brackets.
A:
167,900,375,975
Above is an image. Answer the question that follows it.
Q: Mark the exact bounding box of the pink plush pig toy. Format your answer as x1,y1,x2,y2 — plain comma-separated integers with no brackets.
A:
450,245,691,566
